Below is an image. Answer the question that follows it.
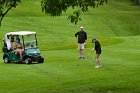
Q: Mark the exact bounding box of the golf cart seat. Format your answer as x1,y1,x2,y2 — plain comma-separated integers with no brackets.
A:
2,42,12,52
2,46,10,52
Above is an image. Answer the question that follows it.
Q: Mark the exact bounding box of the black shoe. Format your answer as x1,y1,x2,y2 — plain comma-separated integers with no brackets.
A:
79,57,82,59
18,59,23,63
82,57,85,59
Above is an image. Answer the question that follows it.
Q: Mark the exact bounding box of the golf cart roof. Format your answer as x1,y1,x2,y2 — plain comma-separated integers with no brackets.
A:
6,31,36,36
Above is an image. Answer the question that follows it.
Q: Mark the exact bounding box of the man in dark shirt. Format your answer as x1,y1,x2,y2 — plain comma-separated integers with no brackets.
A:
92,38,102,68
75,27,87,59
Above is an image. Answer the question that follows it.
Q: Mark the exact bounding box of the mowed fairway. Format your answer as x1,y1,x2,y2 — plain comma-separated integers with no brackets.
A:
0,0,140,93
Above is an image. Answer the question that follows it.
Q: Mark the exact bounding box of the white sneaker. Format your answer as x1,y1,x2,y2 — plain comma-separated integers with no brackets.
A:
95,66,100,68
99,65,102,68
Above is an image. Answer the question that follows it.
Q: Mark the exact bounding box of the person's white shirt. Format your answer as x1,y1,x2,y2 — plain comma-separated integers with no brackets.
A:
5,35,11,50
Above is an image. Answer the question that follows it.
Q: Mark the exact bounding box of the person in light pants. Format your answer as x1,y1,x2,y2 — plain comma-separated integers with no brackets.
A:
75,27,87,59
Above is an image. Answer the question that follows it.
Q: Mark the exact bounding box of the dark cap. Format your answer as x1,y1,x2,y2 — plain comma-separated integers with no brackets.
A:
16,37,20,43
92,38,96,41
92,38,96,43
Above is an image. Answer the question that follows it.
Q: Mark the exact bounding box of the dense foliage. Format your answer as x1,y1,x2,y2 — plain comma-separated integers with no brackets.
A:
0,0,21,26
132,0,140,5
41,0,107,24
0,0,107,26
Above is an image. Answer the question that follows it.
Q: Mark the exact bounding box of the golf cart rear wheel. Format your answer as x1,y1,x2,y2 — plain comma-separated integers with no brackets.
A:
38,57,44,63
25,58,32,64
4,57,11,63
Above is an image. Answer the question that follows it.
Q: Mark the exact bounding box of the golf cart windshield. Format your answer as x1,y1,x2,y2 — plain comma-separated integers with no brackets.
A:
24,34,37,49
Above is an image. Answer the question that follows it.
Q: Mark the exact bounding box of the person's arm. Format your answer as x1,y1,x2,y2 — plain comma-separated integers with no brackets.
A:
84,32,87,43
85,32,87,41
91,47,95,51
91,43,95,51
16,43,22,49
75,32,79,37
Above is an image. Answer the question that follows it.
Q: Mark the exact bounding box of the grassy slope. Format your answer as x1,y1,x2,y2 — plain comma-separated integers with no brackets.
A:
0,36,139,93
0,0,139,50
0,0,140,93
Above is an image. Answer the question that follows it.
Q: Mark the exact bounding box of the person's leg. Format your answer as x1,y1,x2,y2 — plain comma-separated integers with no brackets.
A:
81,44,85,59
19,50,23,59
79,49,83,59
95,54,100,68
80,49,84,57
78,44,83,59
17,49,23,59
78,43,85,59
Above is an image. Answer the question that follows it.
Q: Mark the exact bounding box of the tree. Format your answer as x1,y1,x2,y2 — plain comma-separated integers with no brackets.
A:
41,0,107,24
0,0,107,27
0,0,21,26
132,0,139,5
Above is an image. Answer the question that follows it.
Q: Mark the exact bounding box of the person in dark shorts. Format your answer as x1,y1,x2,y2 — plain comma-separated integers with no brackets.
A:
92,38,102,68
75,27,87,59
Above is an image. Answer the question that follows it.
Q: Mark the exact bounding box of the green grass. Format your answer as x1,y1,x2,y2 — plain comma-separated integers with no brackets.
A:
0,0,140,93
0,36,139,93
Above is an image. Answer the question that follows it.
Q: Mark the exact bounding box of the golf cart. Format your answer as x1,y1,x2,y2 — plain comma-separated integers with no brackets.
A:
2,31,44,64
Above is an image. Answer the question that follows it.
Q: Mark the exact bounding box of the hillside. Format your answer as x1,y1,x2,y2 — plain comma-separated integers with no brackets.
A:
0,0,140,50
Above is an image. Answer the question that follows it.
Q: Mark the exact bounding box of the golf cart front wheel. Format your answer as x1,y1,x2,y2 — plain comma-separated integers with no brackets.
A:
3,57,11,63
25,58,32,64
38,57,44,63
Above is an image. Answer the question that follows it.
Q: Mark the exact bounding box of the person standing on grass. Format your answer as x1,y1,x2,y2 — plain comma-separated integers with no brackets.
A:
75,26,87,59
92,38,102,68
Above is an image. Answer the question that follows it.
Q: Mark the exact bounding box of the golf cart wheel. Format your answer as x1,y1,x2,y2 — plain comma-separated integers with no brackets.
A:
38,57,44,63
25,58,32,64
3,56,11,63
